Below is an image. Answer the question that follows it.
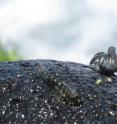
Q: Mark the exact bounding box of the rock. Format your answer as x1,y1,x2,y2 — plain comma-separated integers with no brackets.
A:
0,59,116,124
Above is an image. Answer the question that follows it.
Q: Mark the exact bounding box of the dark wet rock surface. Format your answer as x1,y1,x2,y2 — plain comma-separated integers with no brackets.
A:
0,59,117,124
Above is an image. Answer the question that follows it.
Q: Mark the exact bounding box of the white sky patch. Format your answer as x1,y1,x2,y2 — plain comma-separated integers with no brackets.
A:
0,0,117,64
0,0,64,40
73,18,110,64
87,0,117,13
73,0,117,64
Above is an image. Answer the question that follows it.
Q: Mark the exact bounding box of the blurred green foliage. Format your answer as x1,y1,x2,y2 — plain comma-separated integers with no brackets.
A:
0,42,21,61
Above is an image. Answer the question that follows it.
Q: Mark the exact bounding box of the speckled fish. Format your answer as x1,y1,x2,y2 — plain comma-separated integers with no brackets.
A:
38,65,81,106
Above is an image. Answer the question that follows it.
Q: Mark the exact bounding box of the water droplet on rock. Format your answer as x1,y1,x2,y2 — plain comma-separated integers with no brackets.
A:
109,111,115,116
17,74,20,77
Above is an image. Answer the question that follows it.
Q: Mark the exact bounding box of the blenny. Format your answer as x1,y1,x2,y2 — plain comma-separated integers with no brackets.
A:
38,65,81,106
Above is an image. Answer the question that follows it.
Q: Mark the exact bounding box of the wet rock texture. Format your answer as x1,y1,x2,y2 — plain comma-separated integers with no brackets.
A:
0,59,117,124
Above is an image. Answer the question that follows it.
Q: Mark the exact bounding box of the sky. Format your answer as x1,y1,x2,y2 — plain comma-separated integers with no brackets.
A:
0,0,117,64
0,0,64,39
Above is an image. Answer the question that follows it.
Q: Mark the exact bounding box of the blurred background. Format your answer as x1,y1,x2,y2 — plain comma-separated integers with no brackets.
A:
0,0,117,64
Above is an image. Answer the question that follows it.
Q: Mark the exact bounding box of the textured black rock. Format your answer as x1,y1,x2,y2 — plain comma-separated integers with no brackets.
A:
0,59,117,124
